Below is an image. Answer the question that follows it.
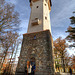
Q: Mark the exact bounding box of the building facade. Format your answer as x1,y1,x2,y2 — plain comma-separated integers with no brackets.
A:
16,0,55,75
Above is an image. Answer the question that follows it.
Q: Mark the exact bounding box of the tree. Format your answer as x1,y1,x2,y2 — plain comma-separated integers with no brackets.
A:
0,32,19,72
7,37,22,74
66,12,75,47
0,0,21,72
71,55,75,69
54,37,68,72
0,0,20,40
2,63,13,75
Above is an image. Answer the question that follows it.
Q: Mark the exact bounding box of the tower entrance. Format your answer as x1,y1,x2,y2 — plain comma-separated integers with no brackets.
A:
30,57,35,66
26,57,36,75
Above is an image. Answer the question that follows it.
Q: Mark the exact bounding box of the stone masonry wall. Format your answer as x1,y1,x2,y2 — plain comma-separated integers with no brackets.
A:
15,30,55,75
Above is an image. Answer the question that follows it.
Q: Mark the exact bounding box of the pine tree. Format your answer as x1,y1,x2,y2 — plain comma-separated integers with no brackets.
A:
66,12,75,47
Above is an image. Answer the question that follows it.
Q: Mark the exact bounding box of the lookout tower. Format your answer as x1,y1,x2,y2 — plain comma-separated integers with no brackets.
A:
16,0,55,75
28,0,52,33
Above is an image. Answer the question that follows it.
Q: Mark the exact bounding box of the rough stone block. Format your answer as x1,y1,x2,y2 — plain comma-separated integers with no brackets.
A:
15,30,55,75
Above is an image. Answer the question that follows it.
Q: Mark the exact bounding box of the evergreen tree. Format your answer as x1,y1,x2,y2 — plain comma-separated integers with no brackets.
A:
66,12,75,47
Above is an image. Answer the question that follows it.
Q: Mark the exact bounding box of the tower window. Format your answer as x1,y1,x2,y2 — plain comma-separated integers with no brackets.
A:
45,17,47,20
34,36,36,40
45,4,46,6
36,6,39,8
35,18,38,20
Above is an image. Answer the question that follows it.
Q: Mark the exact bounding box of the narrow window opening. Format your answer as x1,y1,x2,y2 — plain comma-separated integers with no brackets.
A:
35,18,38,20
45,17,47,20
36,6,39,8
45,4,46,6
34,36,36,39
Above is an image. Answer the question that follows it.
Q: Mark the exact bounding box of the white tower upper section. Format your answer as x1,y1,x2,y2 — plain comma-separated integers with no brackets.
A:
27,0,52,33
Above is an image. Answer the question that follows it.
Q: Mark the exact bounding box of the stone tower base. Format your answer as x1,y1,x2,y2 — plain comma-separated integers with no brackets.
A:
15,30,55,75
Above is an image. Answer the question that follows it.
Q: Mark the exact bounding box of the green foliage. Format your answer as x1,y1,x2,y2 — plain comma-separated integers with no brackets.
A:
66,12,75,47
55,64,61,68
70,16,75,25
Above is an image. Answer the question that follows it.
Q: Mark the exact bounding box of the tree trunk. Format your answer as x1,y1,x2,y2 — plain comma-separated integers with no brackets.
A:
62,52,65,72
0,49,8,71
62,57,65,72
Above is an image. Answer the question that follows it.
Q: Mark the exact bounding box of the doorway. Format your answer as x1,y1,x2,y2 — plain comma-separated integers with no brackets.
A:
25,57,36,75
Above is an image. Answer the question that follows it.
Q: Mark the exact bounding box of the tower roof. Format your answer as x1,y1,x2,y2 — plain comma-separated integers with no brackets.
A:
29,0,52,6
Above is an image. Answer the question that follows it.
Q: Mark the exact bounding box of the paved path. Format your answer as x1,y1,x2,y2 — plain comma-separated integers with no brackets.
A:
60,73,70,75
60,73,75,75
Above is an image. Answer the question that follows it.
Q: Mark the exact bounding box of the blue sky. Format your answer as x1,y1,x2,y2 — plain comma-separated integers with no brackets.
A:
6,0,75,39
5,0,75,55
